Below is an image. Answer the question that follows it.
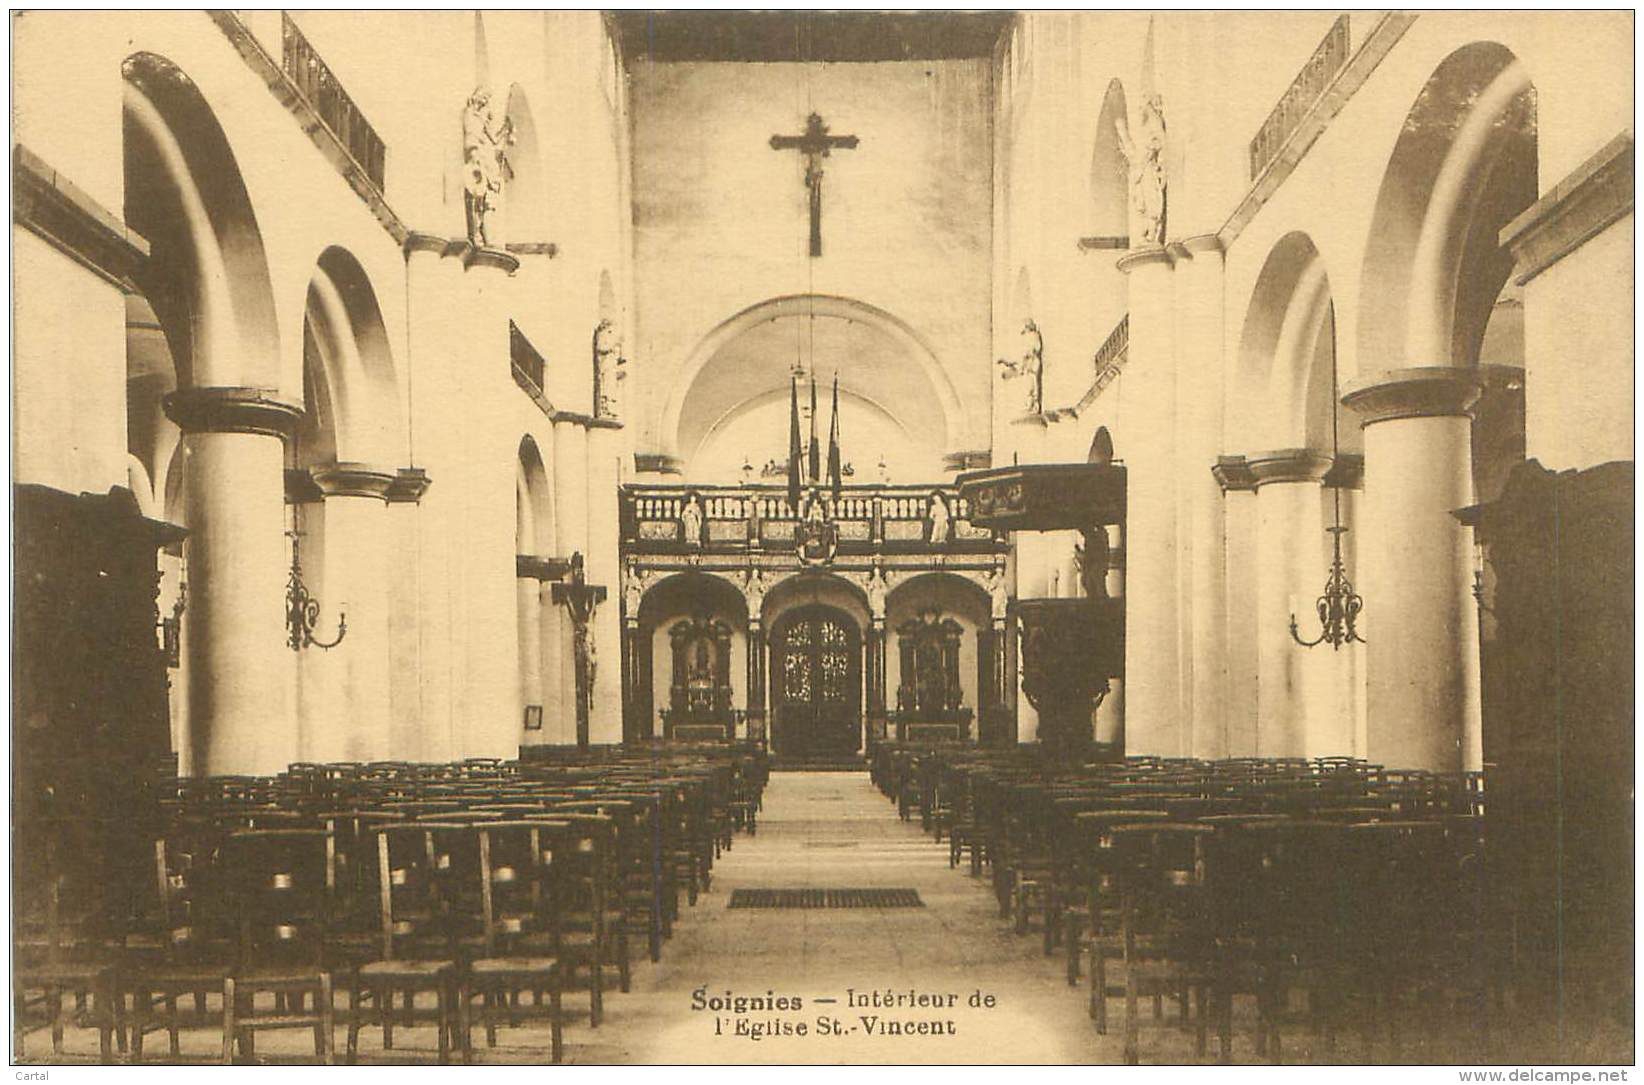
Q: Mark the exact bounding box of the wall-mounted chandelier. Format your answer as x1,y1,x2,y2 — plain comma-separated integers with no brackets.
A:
286,527,346,651
1290,304,1365,650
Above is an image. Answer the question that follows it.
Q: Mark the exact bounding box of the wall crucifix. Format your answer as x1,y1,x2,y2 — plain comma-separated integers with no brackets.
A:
769,112,859,257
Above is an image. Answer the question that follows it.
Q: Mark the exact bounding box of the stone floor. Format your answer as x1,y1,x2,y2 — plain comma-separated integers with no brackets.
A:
21,771,1633,1065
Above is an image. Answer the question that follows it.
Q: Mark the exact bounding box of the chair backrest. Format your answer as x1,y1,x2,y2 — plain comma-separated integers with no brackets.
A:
222,828,334,971
149,834,235,966
370,824,454,961
476,821,560,957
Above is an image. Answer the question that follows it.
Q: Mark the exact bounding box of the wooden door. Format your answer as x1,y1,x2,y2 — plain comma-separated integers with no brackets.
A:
771,604,861,758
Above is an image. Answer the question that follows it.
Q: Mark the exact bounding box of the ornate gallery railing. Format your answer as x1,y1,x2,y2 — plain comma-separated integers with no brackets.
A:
619,483,1005,556
281,12,387,192
1248,14,1351,180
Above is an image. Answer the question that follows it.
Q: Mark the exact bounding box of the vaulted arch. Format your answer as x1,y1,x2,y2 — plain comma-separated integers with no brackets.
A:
661,295,963,477
122,51,281,389
1234,231,1348,454
1357,42,1537,372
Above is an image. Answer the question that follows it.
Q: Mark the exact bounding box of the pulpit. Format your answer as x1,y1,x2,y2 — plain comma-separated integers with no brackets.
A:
661,612,736,741
890,611,972,743
958,463,1127,765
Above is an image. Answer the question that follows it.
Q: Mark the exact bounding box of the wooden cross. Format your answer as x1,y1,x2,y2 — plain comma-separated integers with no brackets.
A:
769,112,859,257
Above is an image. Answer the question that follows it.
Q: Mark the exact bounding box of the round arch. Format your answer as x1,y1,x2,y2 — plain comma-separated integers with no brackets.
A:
1234,231,1347,453
1090,79,1129,236
504,84,547,241
660,294,964,462
1357,42,1537,372
516,435,553,554
300,247,401,465
122,51,280,389
759,569,870,631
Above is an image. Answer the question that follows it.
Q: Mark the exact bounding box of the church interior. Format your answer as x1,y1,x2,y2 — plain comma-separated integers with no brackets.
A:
9,9,1634,1066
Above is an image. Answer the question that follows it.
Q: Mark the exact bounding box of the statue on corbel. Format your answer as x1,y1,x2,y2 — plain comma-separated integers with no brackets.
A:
593,319,626,419
621,560,647,623
996,318,1044,416
1116,93,1168,247
742,566,768,620
462,86,514,249
866,562,889,620
986,564,1010,621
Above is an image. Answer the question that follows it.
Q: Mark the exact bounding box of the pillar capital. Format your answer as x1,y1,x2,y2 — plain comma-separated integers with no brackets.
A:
463,246,520,274
403,231,466,259
311,461,397,501
163,386,303,439
384,466,432,504
1247,448,1334,487
1341,367,1482,426
1115,245,1173,274
1210,454,1257,492
1177,233,1224,257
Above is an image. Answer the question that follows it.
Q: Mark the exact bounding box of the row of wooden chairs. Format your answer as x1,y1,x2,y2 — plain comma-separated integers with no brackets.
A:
14,746,766,1064
876,745,1498,1064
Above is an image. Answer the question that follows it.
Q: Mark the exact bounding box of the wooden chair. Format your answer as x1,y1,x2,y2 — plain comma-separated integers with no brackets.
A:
537,811,628,1026
12,822,121,1063
221,828,336,1064
122,833,237,1062
340,823,464,1063
458,821,564,1064
1110,823,1217,1064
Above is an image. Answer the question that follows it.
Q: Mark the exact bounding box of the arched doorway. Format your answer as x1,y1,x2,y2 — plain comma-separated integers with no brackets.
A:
769,603,862,759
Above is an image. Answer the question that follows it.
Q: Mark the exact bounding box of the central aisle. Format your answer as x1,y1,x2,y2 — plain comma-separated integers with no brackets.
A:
578,771,1110,1064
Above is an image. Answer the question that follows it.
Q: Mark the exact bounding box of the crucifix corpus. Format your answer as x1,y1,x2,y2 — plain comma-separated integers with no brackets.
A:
769,112,859,257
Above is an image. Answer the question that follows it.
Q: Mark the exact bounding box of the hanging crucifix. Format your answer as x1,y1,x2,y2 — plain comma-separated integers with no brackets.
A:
769,112,859,257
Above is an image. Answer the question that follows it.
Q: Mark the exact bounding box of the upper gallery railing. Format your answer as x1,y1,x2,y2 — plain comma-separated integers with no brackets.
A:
1248,15,1351,180
281,12,387,192
620,483,1005,555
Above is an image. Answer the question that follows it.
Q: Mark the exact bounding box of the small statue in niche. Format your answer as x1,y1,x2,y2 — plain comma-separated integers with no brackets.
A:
1116,93,1168,247
997,319,1044,416
926,490,952,544
679,491,704,546
866,564,888,618
593,319,626,419
462,85,513,249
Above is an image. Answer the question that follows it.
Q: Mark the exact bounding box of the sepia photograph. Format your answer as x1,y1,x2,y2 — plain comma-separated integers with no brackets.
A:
7,6,1636,1070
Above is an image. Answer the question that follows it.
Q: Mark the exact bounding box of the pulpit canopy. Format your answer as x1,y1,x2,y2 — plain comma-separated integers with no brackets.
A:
956,463,1126,532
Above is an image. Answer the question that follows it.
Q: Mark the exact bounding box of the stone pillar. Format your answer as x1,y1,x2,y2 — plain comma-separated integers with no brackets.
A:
1248,449,1333,758
385,468,430,760
1007,416,1050,746
517,564,545,724
164,387,301,777
1342,367,1484,772
310,462,396,762
1212,457,1259,756
866,617,887,733
403,234,465,761
746,619,767,747
1094,523,1126,748
1117,246,1181,755
553,418,589,745
585,422,624,744
458,248,525,760
1175,236,1228,758
623,616,648,743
